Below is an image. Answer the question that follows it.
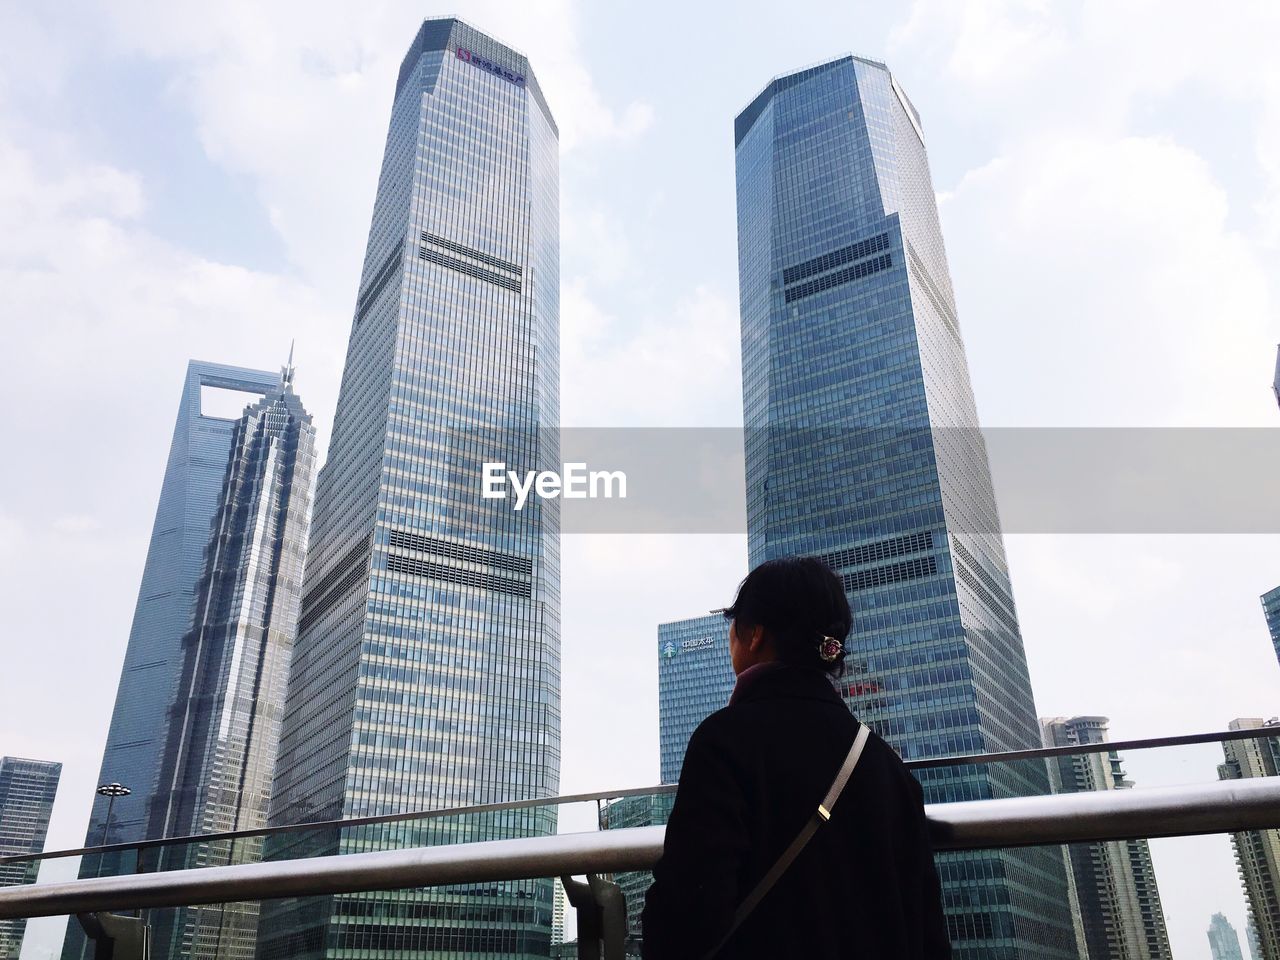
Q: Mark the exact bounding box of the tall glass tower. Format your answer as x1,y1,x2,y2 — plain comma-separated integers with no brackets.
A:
1260,586,1280,668
734,56,1077,958
76,362,278,854
259,18,560,959
0,757,61,960
147,365,316,960
1209,913,1247,960
63,362,277,947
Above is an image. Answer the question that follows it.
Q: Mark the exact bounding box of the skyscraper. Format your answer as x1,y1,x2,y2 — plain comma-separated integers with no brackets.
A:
1220,719,1280,960
1211,913,1248,960
734,56,1077,957
1260,587,1280,668
1041,716,1173,959
258,18,560,959
75,362,278,856
63,363,279,956
657,614,736,784
0,757,61,960
145,363,316,960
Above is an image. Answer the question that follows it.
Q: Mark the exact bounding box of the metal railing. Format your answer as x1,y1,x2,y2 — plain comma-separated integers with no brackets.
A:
3,776,1278,921
7,724,1274,868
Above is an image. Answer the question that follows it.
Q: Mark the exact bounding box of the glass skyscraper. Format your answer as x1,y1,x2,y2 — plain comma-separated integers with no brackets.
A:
734,56,1076,958
1210,913,1247,960
64,361,278,960
1042,716,1172,960
0,757,61,960
657,614,736,785
145,365,316,960
75,362,279,853
1260,586,1280,668
259,18,560,959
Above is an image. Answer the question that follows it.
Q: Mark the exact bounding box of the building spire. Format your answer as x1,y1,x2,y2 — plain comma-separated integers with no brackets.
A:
282,339,296,388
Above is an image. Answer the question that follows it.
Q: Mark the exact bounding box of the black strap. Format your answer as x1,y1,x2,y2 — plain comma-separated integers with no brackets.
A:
701,723,872,959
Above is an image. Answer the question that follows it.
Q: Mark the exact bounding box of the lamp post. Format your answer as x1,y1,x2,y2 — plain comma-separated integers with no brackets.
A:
96,782,131,846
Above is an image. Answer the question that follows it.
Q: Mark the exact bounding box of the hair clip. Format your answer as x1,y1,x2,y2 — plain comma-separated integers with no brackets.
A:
818,635,843,663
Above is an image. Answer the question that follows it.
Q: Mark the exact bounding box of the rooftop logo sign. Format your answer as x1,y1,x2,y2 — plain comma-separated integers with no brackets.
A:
661,637,716,661
681,637,717,651
456,47,526,88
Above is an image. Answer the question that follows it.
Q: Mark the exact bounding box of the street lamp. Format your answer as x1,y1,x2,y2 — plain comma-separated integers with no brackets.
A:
96,782,131,846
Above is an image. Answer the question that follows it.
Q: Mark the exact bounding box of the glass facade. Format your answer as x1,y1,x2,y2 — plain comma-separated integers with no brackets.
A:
1260,586,1280,668
1209,913,1247,960
0,757,61,960
258,18,560,959
734,56,1077,958
656,615,736,785
146,369,316,960
64,361,278,959
1042,716,1172,960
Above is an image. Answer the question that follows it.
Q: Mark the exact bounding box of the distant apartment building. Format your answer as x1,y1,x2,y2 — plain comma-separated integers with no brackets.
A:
0,757,61,960
1211,912,1247,960
552,881,567,945
1041,716,1172,960
657,614,736,783
1220,719,1280,960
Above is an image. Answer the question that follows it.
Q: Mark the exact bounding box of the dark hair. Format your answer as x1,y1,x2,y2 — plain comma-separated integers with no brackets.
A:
723,557,852,675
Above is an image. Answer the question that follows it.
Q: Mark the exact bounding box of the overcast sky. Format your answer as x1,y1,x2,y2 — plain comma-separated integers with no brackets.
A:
2,2,1279,958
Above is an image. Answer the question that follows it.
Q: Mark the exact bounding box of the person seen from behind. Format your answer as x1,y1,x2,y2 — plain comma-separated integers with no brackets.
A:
642,556,951,959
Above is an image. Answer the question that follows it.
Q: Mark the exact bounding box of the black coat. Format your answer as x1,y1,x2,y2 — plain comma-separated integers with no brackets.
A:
641,664,950,960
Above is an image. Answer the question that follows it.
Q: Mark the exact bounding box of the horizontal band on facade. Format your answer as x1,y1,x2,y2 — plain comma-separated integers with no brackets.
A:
815,530,935,570
384,552,532,598
783,232,891,286
354,240,406,326
418,246,522,294
298,536,373,636
421,233,521,277
784,252,893,303
386,529,533,575
841,554,939,592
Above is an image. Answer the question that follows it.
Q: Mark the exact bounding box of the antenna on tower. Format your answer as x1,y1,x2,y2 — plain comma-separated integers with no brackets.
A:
282,339,296,387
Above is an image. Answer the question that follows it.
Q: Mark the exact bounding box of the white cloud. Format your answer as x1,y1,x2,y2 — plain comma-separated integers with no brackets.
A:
893,0,1280,242
561,280,741,427
943,132,1272,426
83,0,654,294
893,0,1068,90
51,515,101,535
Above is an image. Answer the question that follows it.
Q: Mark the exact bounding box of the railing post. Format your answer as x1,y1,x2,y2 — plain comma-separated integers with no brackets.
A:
561,874,627,960
76,911,150,960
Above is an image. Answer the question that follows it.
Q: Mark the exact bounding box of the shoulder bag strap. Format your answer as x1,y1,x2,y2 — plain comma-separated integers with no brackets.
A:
700,722,872,959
